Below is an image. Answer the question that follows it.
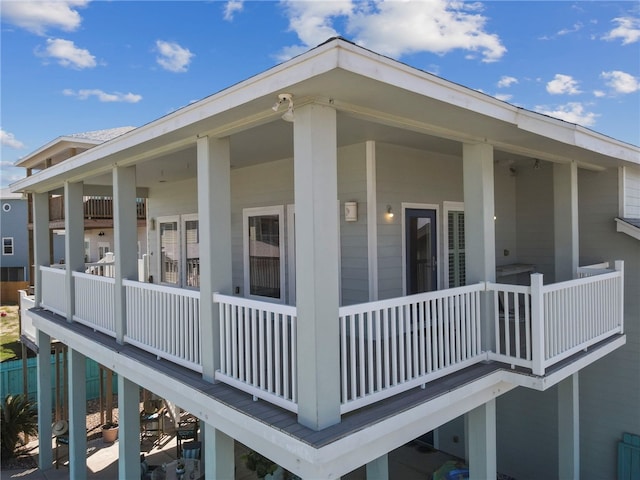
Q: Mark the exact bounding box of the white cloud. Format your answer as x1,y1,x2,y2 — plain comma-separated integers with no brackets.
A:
277,0,506,63
546,74,582,95
1,0,88,36
557,22,583,36
0,129,26,149
63,89,142,103
40,38,96,69
155,40,194,73
223,0,244,21
497,76,518,88
593,90,606,98
535,102,598,127
601,70,640,94
602,16,640,45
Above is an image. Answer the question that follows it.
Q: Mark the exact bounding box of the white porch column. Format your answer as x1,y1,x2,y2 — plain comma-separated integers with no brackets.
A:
113,166,138,343
366,454,389,480
466,399,496,480
68,348,87,480
118,375,141,479
553,162,578,281
36,329,53,469
64,181,84,321
203,423,234,479
197,135,232,381
32,192,50,307
463,143,496,349
558,373,580,479
294,102,341,430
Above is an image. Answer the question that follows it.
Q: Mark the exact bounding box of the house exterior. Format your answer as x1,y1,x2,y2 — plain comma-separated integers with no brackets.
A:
13,127,147,279
11,38,639,480
0,188,31,302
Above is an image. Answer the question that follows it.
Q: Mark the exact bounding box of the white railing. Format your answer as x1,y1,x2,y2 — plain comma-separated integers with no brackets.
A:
40,266,67,316
488,283,532,369
124,280,201,372
214,293,298,413
19,290,36,345
73,272,116,336
338,283,485,414
489,261,624,375
542,263,623,369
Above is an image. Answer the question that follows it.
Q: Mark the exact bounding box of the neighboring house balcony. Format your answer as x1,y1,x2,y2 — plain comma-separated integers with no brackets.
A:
28,195,147,230
32,259,625,416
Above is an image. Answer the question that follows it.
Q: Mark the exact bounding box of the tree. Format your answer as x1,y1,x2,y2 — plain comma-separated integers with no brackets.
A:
1,394,38,460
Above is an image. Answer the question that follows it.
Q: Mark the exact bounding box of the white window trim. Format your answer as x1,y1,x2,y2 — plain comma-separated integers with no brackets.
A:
443,201,464,288
2,237,14,255
401,203,440,295
243,205,286,303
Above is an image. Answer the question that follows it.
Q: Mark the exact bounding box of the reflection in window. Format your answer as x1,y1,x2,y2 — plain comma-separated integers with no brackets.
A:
248,215,281,298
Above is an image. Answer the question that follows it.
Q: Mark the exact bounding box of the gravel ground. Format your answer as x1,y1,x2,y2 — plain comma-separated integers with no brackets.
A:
2,396,121,470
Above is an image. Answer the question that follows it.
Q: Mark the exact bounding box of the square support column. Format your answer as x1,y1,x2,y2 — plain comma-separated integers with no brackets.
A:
466,399,496,480
64,181,84,321
197,135,232,382
366,453,389,480
118,375,141,480
463,143,496,350
558,373,580,479
553,162,578,281
294,103,341,430
203,422,234,479
113,166,138,343
32,192,50,307
36,329,53,469
68,348,87,480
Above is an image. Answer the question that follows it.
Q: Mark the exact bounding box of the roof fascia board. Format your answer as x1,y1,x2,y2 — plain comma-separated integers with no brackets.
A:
615,218,640,240
15,136,103,168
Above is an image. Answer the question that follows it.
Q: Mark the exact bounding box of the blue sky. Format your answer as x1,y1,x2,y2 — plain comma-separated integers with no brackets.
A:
1,1,639,188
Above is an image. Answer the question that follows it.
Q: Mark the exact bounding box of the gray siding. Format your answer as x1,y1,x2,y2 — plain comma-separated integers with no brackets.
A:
376,143,463,299
515,161,555,281
0,197,30,279
624,166,640,217
578,168,640,480
496,387,559,479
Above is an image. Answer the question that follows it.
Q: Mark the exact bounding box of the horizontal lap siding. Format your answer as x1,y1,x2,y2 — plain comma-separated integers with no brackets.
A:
578,168,640,480
376,143,463,300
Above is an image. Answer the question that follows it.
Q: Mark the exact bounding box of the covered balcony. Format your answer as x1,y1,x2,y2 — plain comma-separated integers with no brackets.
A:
32,258,625,416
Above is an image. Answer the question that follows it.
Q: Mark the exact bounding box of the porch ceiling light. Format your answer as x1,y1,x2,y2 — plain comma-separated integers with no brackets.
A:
272,93,294,122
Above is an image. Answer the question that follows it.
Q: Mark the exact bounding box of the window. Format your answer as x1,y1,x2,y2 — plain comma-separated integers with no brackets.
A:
243,206,285,301
157,214,199,288
98,242,110,260
2,237,14,255
159,218,179,285
444,204,466,288
184,215,199,288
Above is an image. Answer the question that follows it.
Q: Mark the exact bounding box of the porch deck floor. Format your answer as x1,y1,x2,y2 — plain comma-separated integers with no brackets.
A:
30,307,622,449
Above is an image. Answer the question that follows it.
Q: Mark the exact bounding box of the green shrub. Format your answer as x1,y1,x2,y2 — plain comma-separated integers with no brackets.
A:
0,394,38,460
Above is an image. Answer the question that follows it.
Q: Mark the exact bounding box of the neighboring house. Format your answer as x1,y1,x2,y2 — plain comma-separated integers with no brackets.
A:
0,188,30,303
11,38,639,480
13,127,147,281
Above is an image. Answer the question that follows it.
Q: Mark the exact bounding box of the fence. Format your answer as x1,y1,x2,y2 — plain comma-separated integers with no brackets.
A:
0,356,117,403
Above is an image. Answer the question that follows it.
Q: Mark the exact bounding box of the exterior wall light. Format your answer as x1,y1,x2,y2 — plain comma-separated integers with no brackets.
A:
345,201,357,222
386,205,394,219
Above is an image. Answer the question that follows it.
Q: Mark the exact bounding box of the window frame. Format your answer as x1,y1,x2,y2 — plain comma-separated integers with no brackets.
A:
243,205,286,303
2,237,14,255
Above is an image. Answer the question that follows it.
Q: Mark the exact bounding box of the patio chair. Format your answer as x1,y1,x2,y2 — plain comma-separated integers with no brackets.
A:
52,420,69,469
176,414,199,458
140,399,165,444
182,441,201,460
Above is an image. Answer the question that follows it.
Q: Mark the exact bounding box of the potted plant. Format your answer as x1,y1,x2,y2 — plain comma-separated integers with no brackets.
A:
101,421,119,443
